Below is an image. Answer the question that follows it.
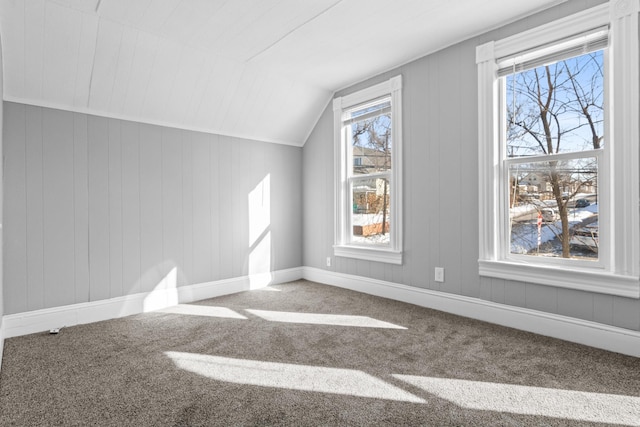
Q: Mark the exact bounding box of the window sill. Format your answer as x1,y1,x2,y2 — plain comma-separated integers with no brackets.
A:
479,259,640,298
334,245,402,265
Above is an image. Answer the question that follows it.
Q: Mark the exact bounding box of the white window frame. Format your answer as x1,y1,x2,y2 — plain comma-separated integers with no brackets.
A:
333,75,403,265
476,1,640,298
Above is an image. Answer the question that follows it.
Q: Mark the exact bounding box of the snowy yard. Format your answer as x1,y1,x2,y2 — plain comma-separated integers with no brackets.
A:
511,203,598,255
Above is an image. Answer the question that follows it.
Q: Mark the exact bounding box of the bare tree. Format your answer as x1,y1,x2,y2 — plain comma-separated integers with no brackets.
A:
507,52,603,257
352,112,392,238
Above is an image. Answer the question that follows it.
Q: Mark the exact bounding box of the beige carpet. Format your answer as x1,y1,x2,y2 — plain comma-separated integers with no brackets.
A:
1,280,638,426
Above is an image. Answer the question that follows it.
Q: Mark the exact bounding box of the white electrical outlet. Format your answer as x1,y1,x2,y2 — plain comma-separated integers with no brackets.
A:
326,257,332,267
435,267,445,283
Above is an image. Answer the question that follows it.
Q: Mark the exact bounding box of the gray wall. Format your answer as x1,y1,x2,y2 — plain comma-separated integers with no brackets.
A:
302,0,640,332
0,32,4,335
3,103,302,315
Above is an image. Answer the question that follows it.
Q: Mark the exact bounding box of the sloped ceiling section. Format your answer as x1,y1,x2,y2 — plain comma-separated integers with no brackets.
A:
0,0,565,146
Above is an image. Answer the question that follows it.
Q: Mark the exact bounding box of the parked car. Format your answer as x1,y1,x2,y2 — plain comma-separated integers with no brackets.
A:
575,198,591,208
540,208,557,222
570,224,598,252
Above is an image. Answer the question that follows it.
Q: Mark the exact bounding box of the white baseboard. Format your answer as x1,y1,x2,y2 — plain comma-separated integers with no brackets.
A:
3,266,638,358
0,320,5,372
302,267,640,358
2,268,303,339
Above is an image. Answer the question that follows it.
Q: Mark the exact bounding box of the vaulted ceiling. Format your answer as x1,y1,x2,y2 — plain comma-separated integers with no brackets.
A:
0,0,566,146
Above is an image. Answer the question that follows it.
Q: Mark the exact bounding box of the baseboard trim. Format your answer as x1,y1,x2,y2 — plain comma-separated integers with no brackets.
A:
4,266,638,358
2,268,303,339
302,267,640,358
0,320,5,372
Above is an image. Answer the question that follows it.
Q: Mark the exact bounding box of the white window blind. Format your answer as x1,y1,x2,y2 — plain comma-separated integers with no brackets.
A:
497,26,608,77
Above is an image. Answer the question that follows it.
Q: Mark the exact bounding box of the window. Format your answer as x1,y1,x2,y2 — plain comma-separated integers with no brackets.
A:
476,2,639,298
333,76,403,264
504,44,604,263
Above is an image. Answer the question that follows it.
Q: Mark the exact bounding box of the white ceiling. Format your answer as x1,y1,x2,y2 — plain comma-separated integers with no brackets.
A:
0,0,566,146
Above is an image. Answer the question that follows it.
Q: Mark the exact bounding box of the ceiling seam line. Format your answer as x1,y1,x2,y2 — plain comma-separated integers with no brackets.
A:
246,0,344,63
106,26,125,111
86,18,101,108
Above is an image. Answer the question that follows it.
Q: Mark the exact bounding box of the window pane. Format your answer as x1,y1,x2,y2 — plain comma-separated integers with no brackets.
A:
505,50,604,157
351,178,390,245
509,157,598,260
349,102,392,176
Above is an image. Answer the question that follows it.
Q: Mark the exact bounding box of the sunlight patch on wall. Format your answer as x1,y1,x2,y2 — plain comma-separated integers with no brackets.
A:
248,174,272,289
393,375,640,426
245,309,406,329
249,174,271,246
248,233,272,289
157,304,247,319
143,266,178,312
165,351,424,403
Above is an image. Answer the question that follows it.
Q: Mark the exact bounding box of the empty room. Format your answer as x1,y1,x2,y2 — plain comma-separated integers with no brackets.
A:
0,0,639,425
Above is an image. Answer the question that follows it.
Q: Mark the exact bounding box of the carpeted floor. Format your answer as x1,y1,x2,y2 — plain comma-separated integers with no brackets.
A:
0,280,638,426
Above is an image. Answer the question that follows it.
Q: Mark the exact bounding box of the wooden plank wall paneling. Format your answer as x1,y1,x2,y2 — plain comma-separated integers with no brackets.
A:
121,121,141,296
88,115,110,302
25,106,44,310
42,109,76,308
4,105,28,314
2,103,303,315
0,35,3,349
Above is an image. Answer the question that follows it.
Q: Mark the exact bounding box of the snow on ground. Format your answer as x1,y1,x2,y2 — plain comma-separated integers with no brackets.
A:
350,204,598,253
510,204,598,254
352,213,386,226
351,213,390,244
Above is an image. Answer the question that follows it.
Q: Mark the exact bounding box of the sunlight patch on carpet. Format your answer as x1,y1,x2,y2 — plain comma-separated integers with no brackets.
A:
254,286,281,292
393,375,640,426
245,309,407,329
158,304,247,319
166,351,423,403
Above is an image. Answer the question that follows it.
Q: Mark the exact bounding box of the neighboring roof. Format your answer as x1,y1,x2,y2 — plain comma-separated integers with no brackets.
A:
0,0,567,146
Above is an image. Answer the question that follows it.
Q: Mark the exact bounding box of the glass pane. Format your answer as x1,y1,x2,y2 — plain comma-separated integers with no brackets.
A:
351,178,390,245
509,157,598,260
505,50,604,157
350,101,392,176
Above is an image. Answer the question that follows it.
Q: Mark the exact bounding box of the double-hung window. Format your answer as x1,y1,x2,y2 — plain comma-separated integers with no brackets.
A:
476,2,640,297
333,76,403,264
